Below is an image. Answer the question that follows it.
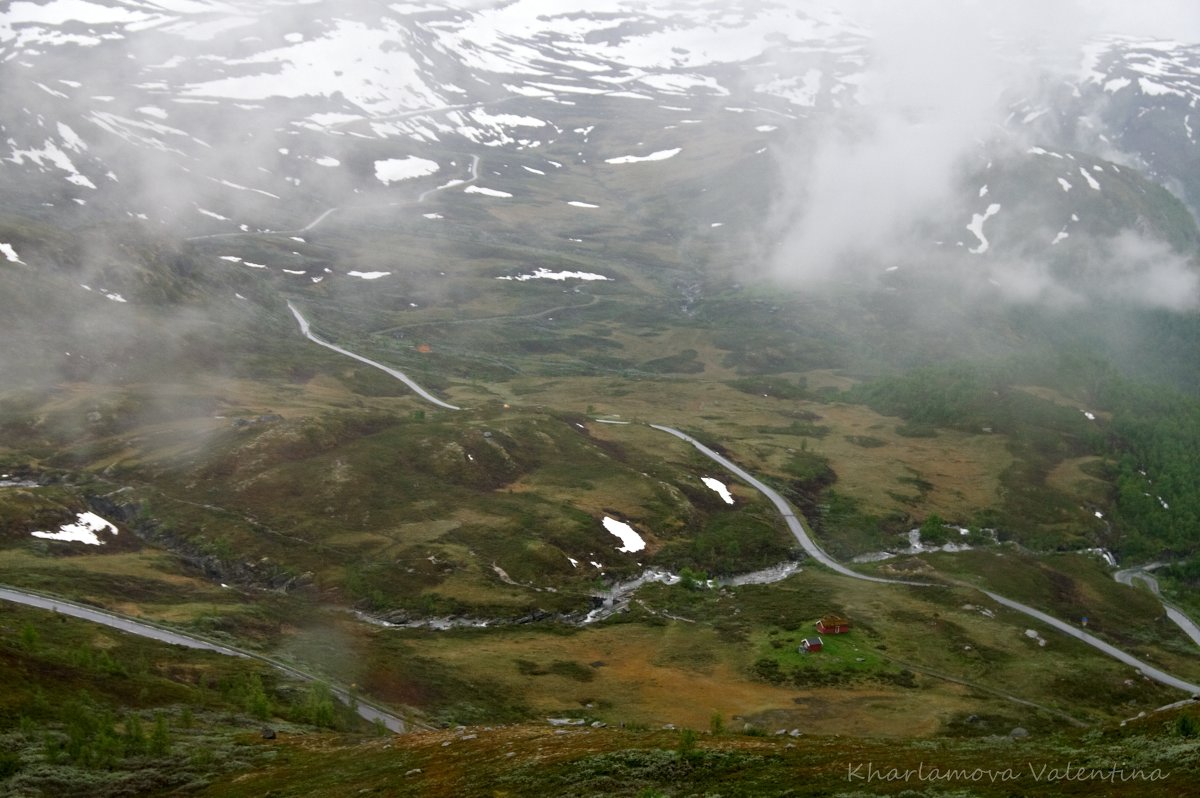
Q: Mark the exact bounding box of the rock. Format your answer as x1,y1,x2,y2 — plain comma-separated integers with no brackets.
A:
405,768,422,776
261,727,276,740
1010,727,1029,739
590,721,606,728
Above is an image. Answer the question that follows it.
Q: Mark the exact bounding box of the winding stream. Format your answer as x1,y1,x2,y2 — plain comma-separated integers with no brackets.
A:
283,306,1200,697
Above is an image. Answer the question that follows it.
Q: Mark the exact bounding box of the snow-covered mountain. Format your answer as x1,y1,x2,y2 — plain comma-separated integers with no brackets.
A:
1,0,1198,281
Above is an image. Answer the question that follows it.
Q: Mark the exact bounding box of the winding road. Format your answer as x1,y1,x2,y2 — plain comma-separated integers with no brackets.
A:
0,585,417,733
418,153,480,203
1116,563,1200,650
281,313,1200,698
15,281,1198,740
649,425,926,587
288,302,460,411
652,426,1200,695
979,589,1200,694
185,150,477,243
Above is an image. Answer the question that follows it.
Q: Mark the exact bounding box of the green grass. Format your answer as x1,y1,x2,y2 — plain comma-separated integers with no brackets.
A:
194,711,1200,797
0,604,382,796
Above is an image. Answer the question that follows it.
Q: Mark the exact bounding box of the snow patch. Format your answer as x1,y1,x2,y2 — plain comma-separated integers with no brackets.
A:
701,477,734,505
602,517,646,553
375,156,439,184
966,203,1001,255
464,185,513,198
605,148,681,164
0,243,23,263
498,268,609,282
31,512,118,546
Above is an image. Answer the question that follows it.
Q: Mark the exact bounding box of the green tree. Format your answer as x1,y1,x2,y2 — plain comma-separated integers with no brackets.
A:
305,682,337,729
676,728,698,761
679,567,707,591
919,514,949,546
18,622,39,651
150,713,171,756
123,714,146,756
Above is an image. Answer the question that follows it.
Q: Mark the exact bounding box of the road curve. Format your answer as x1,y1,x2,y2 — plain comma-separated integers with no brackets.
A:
981,589,1200,694
299,207,339,232
185,206,339,242
647,424,1200,696
418,153,480,204
0,584,417,732
0,585,247,658
648,424,927,586
288,302,460,411
1116,564,1200,650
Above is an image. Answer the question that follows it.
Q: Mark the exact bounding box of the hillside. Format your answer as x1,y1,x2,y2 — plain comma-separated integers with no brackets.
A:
2,1,1200,795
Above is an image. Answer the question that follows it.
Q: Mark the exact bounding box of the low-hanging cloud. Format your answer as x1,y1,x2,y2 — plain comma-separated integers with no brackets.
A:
764,0,1200,299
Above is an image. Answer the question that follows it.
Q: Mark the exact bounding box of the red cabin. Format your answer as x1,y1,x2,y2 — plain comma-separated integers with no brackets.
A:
816,614,851,635
800,637,823,653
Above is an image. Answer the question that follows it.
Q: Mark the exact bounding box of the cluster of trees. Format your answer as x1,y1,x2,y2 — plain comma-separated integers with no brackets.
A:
851,357,1200,560
1097,381,1200,559
39,700,171,769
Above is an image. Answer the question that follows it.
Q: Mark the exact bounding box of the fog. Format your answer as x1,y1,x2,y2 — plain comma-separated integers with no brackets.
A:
764,0,1200,309
1,0,1198,361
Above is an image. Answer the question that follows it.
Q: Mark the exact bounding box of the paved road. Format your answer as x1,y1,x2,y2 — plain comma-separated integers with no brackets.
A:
649,424,927,586
646,424,1200,696
1116,563,1200,650
288,302,460,411
419,153,480,203
0,586,247,658
184,206,339,242
981,589,1200,694
299,207,339,232
0,585,415,733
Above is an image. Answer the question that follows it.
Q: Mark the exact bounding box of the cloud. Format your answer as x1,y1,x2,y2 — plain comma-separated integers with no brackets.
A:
764,0,1200,307
765,0,1022,282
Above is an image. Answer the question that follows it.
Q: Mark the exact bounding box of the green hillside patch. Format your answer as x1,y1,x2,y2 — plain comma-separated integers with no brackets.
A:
0,604,381,797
